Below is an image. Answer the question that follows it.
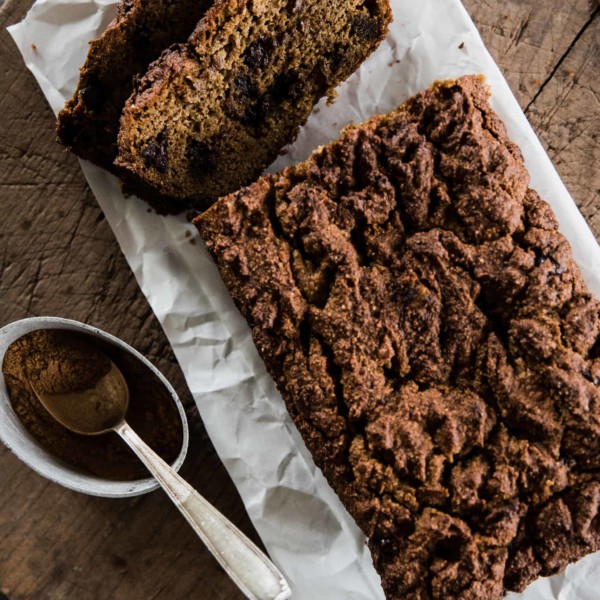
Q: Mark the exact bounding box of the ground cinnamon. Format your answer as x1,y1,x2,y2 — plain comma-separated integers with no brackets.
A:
2,329,183,480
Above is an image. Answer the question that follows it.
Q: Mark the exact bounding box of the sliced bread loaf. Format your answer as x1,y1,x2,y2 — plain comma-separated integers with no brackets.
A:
57,0,214,174
116,0,392,210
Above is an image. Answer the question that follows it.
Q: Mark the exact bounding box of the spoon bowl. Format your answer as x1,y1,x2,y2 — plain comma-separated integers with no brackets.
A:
0,317,189,498
31,360,130,436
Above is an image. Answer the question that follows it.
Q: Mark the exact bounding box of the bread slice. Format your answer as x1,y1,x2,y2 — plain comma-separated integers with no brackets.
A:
194,75,600,599
56,0,214,185
116,0,392,210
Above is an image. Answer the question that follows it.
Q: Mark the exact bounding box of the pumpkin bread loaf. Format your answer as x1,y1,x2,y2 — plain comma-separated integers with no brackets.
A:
116,0,392,211
194,75,600,599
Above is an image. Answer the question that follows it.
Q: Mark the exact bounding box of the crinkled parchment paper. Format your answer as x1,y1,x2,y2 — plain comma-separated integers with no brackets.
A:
8,0,600,597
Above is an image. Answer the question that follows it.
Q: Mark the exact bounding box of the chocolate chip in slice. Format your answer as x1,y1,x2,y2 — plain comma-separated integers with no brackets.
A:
243,36,277,70
141,138,167,173
272,72,305,102
186,139,217,178
233,74,258,99
351,14,381,43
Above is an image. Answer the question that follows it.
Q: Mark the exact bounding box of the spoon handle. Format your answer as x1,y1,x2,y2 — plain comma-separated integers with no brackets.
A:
115,421,291,600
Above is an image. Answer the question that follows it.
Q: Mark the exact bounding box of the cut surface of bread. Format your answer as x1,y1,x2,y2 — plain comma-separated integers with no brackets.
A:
57,0,214,211
116,0,392,210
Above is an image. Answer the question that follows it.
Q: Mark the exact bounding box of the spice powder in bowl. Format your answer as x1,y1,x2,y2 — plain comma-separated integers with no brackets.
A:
2,329,183,480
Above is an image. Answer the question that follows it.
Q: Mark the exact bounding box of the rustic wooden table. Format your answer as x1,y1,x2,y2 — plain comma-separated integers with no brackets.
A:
0,1,598,599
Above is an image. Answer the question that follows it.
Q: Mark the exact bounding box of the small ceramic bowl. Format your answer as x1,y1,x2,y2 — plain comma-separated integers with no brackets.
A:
0,317,189,498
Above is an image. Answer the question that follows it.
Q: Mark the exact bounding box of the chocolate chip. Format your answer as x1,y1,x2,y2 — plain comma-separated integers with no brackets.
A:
242,94,273,129
228,72,294,129
141,139,167,173
243,36,276,70
233,74,257,99
351,14,381,43
273,72,305,102
186,139,216,177
226,75,259,121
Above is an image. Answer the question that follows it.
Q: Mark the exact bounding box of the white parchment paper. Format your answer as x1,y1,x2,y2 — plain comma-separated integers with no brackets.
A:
8,0,600,597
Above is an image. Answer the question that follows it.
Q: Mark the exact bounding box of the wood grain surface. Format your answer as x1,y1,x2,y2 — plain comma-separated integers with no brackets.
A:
0,1,598,599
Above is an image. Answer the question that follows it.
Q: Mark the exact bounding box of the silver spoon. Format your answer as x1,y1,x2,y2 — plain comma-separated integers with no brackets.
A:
30,356,291,600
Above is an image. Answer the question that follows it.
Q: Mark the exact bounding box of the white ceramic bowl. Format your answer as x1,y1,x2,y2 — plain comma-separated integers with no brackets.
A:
0,317,189,498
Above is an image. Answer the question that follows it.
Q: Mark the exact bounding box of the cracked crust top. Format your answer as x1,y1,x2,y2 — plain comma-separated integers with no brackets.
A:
194,75,600,599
